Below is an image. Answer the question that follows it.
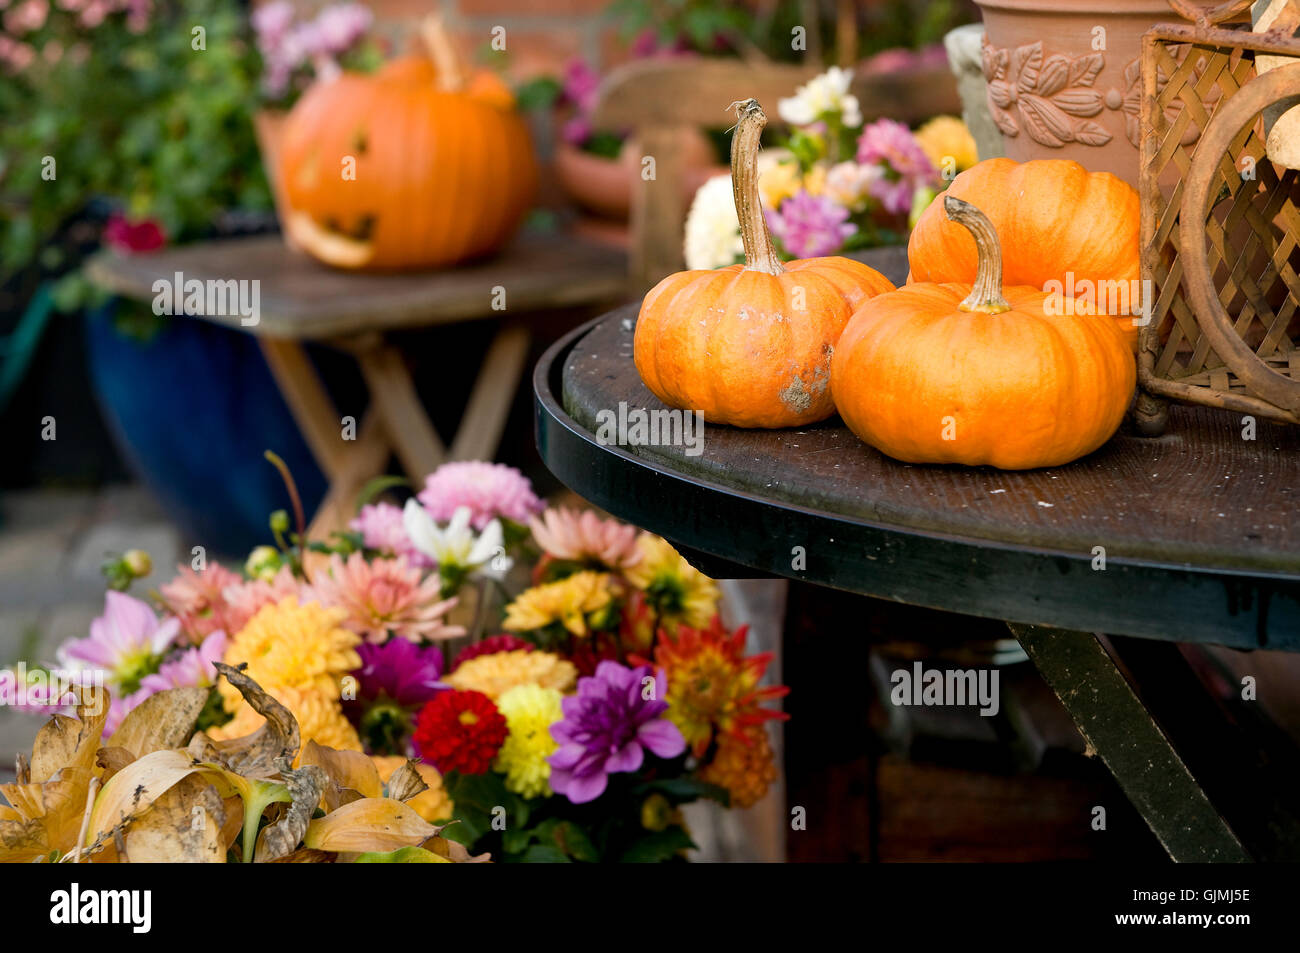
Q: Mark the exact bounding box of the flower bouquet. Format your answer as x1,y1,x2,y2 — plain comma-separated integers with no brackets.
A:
3,460,787,863
683,66,978,269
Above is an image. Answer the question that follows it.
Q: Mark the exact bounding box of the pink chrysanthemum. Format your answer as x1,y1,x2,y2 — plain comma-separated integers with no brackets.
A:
417,461,543,531
221,565,305,636
350,502,433,568
159,562,244,641
311,552,466,643
529,507,642,570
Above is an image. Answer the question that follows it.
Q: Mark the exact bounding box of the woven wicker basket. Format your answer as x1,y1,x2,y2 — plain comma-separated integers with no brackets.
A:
1136,0,1300,433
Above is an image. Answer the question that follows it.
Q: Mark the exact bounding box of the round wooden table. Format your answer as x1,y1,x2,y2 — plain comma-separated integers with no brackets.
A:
532,247,1300,862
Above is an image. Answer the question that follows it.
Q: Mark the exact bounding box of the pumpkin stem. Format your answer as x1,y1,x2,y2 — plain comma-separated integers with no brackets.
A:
730,98,786,276
421,15,466,92
945,195,1011,314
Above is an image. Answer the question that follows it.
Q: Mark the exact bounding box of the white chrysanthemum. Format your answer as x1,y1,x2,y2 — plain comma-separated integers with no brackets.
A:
778,66,861,127
825,161,880,212
683,174,743,271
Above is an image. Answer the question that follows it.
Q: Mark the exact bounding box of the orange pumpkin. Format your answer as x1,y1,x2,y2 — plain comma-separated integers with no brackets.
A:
832,196,1135,469
908,158,1141,348
278,19,537,270
634,99,894,429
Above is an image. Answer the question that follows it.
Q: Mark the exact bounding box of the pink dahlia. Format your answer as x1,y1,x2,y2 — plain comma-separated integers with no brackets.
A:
530,507,642,570
159,562,244,641
220,564,305,636
350,502,433,568
765,191,856,259
312,552,465,643
137,630,228,695
417,461,543,531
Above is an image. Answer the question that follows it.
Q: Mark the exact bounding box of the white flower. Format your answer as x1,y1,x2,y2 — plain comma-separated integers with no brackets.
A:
403,500,511,581
683,174,743,271
778,67,861,128
824,160,881,212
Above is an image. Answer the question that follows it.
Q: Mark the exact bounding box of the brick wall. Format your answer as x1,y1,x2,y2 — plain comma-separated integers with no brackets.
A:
359,0,621,81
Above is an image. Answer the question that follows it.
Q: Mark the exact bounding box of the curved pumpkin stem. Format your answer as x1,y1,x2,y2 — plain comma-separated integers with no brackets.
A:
730,98,786,276
945,195,1010,314
421,15,466,92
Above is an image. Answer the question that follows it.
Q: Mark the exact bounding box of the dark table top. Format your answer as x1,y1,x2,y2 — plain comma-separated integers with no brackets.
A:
86,229,629,340
534,248,1300,651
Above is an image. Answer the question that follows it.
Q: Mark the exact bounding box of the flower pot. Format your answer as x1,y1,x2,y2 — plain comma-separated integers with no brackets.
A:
252,108,301,251
975,0,1174,186
84,301,328,555
554,129,720,221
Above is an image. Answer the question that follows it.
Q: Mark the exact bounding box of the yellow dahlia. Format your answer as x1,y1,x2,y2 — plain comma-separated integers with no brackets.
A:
623,534,719,631
216,597,362,753
212,683,362,753
444,649,576,700
914,115,978,174
371,754,455,823
493,683,564,798
503,570,614,636
698,726,778,809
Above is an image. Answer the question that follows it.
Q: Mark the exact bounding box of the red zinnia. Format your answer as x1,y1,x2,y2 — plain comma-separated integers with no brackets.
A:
452,634,534,669
412,689,507,775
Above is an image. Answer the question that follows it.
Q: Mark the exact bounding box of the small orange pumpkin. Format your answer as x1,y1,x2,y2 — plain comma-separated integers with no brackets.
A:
634,99,895,428
832,196,1135,469
279,19,537,271
908,158,1141,347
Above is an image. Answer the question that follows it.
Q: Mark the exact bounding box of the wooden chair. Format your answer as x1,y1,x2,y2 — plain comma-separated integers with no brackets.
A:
590,57,960,289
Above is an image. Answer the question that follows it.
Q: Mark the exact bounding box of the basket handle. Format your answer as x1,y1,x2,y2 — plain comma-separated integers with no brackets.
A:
1166,0,1255,27
1179,61,1300,413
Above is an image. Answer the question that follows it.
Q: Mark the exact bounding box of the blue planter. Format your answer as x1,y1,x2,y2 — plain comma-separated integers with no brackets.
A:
84,302,328,555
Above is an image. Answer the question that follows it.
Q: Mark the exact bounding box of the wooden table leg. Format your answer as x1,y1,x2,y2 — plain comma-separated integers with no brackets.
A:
1008,622,1250,862
307,412,390,538
449,323,532,462
258,337,352,479
355,343,446,479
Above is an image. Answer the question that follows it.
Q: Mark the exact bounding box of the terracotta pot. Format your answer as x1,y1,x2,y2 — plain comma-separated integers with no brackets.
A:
975,0,1174,186
252,108,300,251
554,128,719,221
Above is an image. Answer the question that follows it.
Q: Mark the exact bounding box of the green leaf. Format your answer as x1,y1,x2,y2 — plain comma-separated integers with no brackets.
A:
354,475,409,511
636,777,732,807
618,826,696,863
553,821,600,863
521,844,571,863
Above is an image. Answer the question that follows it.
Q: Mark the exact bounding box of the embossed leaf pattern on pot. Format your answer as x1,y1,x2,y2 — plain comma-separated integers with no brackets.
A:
983,40,1113,148
1125,45,1217,148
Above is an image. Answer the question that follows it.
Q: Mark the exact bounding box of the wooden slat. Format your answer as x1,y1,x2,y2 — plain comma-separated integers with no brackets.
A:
591,59,959,129
257,337,349,479
629,125,690,288
354,344,446,479
306,412,390,538
84,231,629,340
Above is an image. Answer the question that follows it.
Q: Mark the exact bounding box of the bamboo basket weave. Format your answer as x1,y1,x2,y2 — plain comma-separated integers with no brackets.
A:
1136,0,1300,433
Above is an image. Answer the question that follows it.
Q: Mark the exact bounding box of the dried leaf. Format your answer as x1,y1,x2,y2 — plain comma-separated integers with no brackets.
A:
354,846,450,863
185,731,223,763
15,753,29,786
423,831,492,863
108,687,210,760
211,663,299,777
303,797,439,854
89,749,235,844
95,747,136,786
300,741,382,812
29,686,110,783
254,759,326,863
122,775,226,863
0,765,93,860
269,848,336,863
383,760,429,803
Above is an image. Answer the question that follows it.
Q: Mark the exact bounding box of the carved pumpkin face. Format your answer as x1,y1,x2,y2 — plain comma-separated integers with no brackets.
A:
278,31,537,271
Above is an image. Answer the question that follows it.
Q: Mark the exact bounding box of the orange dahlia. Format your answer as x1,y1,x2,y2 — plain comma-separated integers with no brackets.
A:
698,726,778,809
649,620,788,758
